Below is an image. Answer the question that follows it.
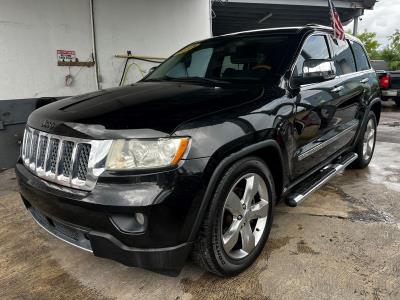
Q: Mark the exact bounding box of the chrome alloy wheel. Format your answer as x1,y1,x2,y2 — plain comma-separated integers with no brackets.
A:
363,118,376,161
221,173,270,260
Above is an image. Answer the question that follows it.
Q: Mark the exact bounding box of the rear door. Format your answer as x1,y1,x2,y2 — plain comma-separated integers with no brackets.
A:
348,39,378,107
325,37,363,144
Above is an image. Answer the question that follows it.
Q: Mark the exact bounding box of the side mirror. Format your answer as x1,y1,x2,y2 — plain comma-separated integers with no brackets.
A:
148,66,157,74
292,59,336,86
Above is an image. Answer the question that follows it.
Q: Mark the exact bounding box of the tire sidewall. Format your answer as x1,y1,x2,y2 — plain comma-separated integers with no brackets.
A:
357,111,377,166
209,157,275,275
395,97,400,108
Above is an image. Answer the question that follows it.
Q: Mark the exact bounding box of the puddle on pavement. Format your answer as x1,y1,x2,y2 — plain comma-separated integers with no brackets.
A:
349,142,400,193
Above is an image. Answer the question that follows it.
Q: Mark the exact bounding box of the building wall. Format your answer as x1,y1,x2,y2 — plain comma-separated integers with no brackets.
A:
0,0,211,100
95,0,212,89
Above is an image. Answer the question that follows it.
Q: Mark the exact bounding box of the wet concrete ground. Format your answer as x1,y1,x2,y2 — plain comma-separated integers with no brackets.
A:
1,102,400,300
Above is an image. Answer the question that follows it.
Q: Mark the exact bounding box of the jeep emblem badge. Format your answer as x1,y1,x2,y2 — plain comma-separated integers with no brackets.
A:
41,120,55,130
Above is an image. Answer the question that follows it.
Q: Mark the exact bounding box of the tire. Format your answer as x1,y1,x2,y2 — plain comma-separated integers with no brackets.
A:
381,96,390,102
394,97,400,108
191,156,275,277
352,111,377,169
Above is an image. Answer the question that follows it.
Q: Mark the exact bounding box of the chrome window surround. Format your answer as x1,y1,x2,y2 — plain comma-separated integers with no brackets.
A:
21,126,113,191
289,33,374,90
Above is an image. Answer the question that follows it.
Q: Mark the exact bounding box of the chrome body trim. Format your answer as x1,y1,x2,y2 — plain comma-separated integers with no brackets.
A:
298,121,358,161
21,127,113,191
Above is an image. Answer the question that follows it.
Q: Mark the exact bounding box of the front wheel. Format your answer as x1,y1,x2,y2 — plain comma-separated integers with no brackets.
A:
191,157,275,277
352,111,377,169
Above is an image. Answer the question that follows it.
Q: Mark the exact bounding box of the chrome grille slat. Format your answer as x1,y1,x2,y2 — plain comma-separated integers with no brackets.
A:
22,130,28,159
68,143,79,182
34,134,43,170
25,129,33,164
54,138,63,176
29,132,39,170
37,135,48,170
21,127,113,191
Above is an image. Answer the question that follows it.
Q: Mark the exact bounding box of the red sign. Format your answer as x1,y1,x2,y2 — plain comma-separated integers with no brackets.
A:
57,50,76,62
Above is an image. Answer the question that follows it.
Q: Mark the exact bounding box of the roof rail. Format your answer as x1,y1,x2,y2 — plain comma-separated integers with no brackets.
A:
305,24,333,30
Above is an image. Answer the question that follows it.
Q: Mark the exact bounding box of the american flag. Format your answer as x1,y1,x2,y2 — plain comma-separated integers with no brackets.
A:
328,0,345,40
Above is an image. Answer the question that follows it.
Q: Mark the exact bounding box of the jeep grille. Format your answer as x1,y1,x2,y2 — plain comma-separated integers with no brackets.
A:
21,127,112,191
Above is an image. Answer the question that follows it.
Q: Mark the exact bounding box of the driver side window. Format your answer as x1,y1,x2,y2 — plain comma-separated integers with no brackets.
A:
294,35,331,77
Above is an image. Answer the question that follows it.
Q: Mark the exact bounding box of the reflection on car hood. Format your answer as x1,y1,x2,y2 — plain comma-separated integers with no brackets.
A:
28,81,267,137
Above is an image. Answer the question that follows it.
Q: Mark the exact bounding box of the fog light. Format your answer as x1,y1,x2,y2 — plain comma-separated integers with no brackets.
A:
135,213,145,225
110,213,146,233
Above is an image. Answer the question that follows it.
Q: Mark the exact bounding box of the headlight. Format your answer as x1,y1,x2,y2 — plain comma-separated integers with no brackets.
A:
105,137,190,170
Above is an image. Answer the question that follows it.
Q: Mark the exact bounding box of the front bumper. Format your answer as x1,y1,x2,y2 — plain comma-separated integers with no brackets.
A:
15,158,208,275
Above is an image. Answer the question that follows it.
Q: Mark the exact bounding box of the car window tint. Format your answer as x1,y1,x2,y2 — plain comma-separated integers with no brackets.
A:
147,35,290,84
220,56,244,76
167,48,213,78
294,35,330,77
350,41,370,71
331,38,356,75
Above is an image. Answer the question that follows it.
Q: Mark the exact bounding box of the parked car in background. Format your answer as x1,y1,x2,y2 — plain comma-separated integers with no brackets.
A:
371,60,400,107
16,25,381,277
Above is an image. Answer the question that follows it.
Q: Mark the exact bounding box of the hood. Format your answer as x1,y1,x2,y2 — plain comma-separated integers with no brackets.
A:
28,81,265,139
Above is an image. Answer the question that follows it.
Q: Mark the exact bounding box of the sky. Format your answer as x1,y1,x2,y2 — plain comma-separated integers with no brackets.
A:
344,0,400,47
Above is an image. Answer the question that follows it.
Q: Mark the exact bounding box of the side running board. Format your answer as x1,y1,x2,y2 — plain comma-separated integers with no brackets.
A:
286,152,358,207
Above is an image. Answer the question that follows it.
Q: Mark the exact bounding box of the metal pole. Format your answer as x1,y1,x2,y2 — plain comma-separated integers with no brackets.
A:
90,0,100,90
353,16,359,36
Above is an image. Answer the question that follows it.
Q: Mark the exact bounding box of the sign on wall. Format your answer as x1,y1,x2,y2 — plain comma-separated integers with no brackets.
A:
57,50,76,62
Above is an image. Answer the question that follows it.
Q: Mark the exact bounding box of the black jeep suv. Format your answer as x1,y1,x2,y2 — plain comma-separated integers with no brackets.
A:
16,25,381,277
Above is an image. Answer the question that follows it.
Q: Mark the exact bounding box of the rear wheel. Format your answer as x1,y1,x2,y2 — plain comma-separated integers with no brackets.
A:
191,157,275,277
352,111,377,169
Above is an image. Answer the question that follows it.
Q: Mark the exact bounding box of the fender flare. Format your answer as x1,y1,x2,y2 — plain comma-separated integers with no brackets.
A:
188,139,284,241
353,97,381,146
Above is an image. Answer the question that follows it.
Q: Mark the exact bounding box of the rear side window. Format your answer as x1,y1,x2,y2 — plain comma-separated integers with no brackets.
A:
350,41,371,71
330,38,356,75
293,35,330,77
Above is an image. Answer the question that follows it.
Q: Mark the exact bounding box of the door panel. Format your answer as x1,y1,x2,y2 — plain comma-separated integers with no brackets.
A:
292,77,342,177
291,36,364,178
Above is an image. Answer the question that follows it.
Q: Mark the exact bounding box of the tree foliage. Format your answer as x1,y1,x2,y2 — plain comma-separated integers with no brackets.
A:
384,30,400,70
357,32,381,59
356,30,400,70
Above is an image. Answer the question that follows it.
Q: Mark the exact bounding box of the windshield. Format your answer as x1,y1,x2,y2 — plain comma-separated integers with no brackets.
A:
145,34,290,84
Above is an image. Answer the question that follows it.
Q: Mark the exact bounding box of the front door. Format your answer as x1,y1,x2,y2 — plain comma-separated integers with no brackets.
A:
291,34,341,178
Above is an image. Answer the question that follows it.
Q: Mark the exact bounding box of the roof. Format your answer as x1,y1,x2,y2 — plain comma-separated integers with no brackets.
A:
204,25,362,46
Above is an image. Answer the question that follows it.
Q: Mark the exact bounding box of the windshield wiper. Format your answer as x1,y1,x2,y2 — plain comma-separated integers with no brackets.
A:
175,76,231,85
151,76,229,85
145,76,230,85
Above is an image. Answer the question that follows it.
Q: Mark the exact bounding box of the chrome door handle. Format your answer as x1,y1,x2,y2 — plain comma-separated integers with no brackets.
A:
331,86,344,93
360,78,369,84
